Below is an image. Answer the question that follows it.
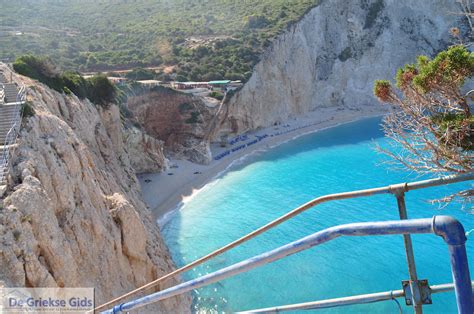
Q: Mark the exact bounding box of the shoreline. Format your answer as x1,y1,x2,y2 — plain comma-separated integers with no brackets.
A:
138,106,387,225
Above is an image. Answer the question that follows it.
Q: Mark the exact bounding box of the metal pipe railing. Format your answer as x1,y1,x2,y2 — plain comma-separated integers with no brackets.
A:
102,216,472,314
94,172,474,312
394,190,421,311
240,282,474,313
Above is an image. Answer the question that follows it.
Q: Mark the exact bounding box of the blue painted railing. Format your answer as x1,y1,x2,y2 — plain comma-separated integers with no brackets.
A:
94,173,474,313
102,216,472,314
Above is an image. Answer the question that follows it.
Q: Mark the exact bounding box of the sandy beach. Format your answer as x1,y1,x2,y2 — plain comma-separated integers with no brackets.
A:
138,106,386,225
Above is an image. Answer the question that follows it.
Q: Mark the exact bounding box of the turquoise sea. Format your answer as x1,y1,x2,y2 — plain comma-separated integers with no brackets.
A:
161,117,473,313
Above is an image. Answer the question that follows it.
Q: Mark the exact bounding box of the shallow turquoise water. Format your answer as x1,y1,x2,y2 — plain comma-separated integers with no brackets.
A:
161,117,473,313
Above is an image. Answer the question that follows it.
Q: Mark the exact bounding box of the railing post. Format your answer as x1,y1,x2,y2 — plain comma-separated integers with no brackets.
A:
394,189,423,313
432,215,473,314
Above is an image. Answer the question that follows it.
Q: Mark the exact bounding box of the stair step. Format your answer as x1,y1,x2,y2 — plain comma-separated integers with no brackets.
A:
0,109,19,113
0,123,15,127
0,130,15,136
0,122,18,127
0,129,16,135
0,113,20,117
0,115,19,119
0,132,15,140
0,113,19,118
0,114,19,120
0,123,16,128
0,123,19,129
0,106,20,110
0,118,19,122
0,131,18,137
0,111,20,116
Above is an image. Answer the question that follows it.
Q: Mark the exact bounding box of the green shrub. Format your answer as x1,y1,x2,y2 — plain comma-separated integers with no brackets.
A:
14,55,117,107
412,46,474,94
185,111,201,124
179,102,193,113
125,68,156,80
62,71,88,98
373,80,392,102
12,230,21,241
432,113,474,150
86,74,116,107
209,91,224,100
13,55,64,92
21,101,35,120
245,15,270,29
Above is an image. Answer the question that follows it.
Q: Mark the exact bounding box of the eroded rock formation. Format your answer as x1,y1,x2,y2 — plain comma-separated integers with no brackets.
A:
128,88,215,164
0,65,191,312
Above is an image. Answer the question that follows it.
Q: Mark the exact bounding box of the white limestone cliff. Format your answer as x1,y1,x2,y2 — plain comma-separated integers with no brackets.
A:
216,0,463,136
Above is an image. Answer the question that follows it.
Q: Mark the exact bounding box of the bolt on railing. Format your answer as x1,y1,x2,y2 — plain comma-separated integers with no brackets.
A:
240,282,474,313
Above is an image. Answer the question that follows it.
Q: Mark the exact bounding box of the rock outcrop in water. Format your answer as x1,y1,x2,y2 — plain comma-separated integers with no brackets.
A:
0,65,191,312
214,0,464,137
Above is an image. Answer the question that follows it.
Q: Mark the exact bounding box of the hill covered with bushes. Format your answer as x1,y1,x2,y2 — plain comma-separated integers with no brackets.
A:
13,55,116,106
1,0,319,81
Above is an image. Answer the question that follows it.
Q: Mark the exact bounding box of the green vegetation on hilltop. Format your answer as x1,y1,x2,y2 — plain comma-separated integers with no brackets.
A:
14,55,116,106
1,0,319,81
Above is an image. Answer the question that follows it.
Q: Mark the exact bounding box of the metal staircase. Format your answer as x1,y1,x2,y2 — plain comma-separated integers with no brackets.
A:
0,70,25,190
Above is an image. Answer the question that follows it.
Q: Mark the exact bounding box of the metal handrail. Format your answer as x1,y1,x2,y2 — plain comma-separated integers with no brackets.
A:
241,282,474,313
0,84,26,185
102,216,472,313
94,172,474,312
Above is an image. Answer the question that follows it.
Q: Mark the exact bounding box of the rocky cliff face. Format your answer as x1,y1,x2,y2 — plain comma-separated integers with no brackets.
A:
215,0,463,136
128,88,215,164
98,104,168,174
123,125,169,174
0,66,191,312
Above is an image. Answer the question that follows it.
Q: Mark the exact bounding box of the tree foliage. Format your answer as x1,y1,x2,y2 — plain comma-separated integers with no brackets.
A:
1,0,320,82
125,68,156,81
373,46,473,177
86,74,116,106
14,55,116,107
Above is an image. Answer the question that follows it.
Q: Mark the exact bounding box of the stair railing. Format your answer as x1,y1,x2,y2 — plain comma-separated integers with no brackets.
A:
0,85,26,185
0,83,5,104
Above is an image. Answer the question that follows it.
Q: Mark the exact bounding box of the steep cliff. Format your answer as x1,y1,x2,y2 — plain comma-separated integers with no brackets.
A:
128,88,215,164
123,125,169,174
0,65,191,312
216,0,464,136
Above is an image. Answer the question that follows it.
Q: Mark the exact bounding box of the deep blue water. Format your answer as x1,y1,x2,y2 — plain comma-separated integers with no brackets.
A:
161,117,473,313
